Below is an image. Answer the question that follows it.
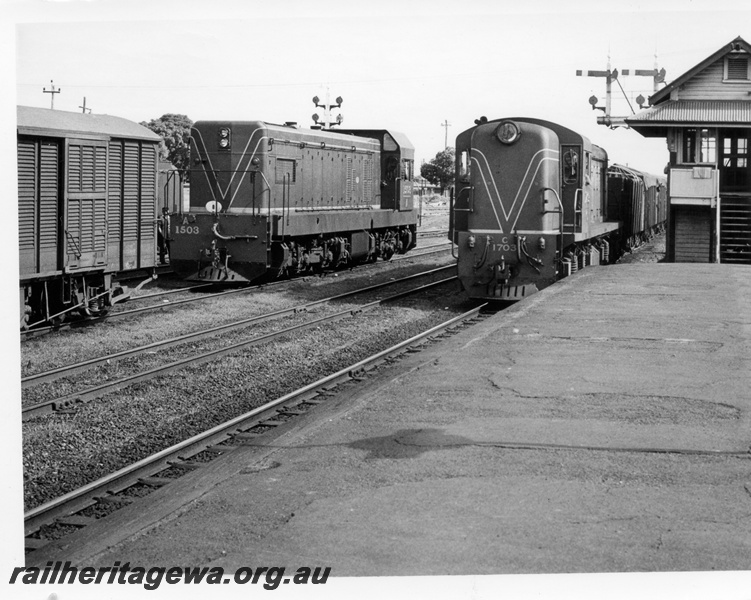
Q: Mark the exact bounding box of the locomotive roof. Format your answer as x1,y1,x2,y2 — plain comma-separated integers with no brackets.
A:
17,105,162,142
460,117,606,160
191,121,410,153
335,129,415,155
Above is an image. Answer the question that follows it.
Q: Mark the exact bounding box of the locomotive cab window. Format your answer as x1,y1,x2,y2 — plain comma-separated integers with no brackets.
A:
383,134,398,152
459,150,470,183
562,146,580,184
401,159,414,181
385,156,398,181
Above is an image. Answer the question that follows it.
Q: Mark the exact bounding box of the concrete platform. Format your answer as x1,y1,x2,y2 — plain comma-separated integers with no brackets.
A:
34,263,751,589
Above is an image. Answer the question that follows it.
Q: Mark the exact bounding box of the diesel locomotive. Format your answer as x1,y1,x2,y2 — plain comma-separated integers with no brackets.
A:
169,121,418,283
451,116,666,301
17,106,162,329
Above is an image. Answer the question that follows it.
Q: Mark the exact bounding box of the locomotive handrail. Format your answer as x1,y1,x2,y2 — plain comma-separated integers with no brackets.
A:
211,222,259,242
259,171,273,221
450,185,474,259
283,173,291,234
540,187,565,263
540,186,564,230
453,185,474,212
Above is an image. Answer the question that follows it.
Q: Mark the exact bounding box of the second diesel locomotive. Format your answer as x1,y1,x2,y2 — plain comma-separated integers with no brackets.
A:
451,117,666,301
169,121,418,283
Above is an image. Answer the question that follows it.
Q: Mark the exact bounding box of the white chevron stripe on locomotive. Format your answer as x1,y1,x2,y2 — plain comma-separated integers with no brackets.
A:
471,147,559,233
190,126,268,210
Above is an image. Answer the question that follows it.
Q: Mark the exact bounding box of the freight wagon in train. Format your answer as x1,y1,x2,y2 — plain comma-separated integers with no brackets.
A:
17,106,161,328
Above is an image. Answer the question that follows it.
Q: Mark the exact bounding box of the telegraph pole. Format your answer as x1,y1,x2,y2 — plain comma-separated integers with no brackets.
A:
43,80,61,109
79,97,92,114
442,120,451,149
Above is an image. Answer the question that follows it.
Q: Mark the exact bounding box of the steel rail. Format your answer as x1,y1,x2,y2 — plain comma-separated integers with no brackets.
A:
123,281,217,302
20,244,454,340
23,265,456,388
23,275,458,419
24,303,487,539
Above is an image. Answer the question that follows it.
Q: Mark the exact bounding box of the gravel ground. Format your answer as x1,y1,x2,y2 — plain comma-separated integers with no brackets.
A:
616,230,666,264
22,206,458,511
21,206,450,377
23,286,474,510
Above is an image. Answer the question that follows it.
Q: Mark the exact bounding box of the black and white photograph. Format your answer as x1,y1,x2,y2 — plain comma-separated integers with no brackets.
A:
4,1,751,598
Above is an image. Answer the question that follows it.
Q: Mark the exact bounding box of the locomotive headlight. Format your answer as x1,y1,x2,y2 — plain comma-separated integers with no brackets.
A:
467,235,475,249
495,120,520,145
218,127,231,150
538,237,546,250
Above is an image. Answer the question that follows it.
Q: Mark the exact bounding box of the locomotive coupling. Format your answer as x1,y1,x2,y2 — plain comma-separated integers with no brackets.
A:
493,258,509,286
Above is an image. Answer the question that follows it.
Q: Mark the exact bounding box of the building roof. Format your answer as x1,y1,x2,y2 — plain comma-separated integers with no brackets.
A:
650,36,751,106
627,100,751,126
17,105,162,142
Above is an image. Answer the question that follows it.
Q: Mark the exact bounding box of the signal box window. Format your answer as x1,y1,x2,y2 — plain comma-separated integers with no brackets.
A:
682,129,716,164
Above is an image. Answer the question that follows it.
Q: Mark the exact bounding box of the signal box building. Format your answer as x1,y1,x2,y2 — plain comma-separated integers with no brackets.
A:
626,36,751,263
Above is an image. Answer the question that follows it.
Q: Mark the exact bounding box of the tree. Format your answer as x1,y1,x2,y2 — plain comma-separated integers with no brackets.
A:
420,147,455,194
141,114,193,179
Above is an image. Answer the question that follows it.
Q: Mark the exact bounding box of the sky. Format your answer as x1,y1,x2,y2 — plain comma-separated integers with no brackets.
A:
7,0,751,174
4,1,751,598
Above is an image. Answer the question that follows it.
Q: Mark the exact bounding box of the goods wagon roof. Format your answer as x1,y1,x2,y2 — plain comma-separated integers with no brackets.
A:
17,105,162,142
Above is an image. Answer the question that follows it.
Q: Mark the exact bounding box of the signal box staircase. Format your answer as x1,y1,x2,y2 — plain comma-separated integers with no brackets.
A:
720,195,751,264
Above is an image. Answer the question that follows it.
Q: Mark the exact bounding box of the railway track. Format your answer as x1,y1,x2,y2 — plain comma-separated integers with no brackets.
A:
20,241,454,340
24,302,489,558
22,265,457,419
